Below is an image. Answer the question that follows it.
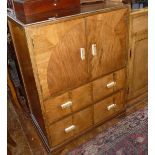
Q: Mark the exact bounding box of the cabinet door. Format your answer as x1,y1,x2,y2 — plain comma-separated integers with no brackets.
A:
86,8,128,79
128,34,148,100
128,11,148,100
28,18,89,99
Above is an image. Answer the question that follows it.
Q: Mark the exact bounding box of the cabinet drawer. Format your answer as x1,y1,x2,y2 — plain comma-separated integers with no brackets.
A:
93,74,114,102
49,106,93,146
44,93,71,124
94,90,125,124
71,84,92,112
132,13,148,34
93,69,126,102
49,116,73,146
73,106,93,134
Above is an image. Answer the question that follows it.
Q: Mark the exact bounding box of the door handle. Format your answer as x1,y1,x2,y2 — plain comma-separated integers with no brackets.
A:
92,44,97,56
80,48,85,60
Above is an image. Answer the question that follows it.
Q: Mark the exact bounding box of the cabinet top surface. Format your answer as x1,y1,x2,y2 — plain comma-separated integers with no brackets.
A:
8,1,129,27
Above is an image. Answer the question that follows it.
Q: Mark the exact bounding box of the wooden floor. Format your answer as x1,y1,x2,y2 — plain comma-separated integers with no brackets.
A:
7,92,148,155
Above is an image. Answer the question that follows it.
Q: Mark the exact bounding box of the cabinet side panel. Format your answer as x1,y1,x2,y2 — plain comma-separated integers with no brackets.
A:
8,20,47,137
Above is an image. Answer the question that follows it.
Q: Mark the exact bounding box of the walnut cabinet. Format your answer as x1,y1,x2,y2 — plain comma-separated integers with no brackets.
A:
8,6,129,152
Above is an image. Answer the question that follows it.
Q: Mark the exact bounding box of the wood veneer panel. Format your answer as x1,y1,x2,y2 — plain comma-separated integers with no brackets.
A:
73,106,93,134
114,68,126,91
93,73,114,102
44,93,71,124
94,90,125,124
8,21,47,137
86,8,128,79
49,116,73,147
71,84,92,112
28,18,89,99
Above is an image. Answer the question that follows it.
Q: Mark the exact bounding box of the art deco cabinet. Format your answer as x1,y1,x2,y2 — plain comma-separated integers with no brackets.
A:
8,4,129,153
127,9,148,100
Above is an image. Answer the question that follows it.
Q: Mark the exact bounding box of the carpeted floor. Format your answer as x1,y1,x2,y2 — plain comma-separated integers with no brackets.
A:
67,106,148,155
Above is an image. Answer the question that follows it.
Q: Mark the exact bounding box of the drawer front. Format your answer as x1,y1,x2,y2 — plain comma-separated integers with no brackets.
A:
49,116,73,146
73,106,93,134
94,90,125,124
93,69,126,102
132,13,148,34
93,74,114,102
44,93,71,124
49,106,93,146
71,84,92,112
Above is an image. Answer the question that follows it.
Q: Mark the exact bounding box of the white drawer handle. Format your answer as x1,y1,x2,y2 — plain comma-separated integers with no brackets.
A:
65,125,76,133
80,48,85,60
92,44,97,56
107,103,116,111
107,81,116,88
61,101,72,109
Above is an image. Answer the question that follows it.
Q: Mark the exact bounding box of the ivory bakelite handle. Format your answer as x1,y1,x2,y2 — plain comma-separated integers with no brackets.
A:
92,44,97,56
107,81,116,88
61,101,72,109
80,48,86,60
65,125,76,133
107,103,116,111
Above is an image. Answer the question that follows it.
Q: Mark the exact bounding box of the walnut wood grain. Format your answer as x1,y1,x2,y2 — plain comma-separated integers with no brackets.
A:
49,116,73,147
8,6,129,151
44,93,71,124
93,68,126,102
49,105,93,147
73,106,93,134
93,73,114,102
94,90,125,124
86,8,128,79
8,21,47,137
114,68,126,91
28,18,89,99
71,84,93,112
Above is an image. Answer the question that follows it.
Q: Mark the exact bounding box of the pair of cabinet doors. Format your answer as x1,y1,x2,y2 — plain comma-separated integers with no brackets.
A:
28,8,128,99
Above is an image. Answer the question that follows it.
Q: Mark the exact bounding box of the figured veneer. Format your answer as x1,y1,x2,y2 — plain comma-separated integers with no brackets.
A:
44,93,71,124
93,68,126,102
29,18,89,99
49,116,73,146
93,73,114,102
71,84,92,112
94,90,125,124
49,106,93,146
86,8,128,80
8,6,129,152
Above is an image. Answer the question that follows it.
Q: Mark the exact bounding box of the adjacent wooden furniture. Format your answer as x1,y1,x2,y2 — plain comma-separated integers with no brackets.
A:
8,4,129,153
127,9,148,101
13,0,80,20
